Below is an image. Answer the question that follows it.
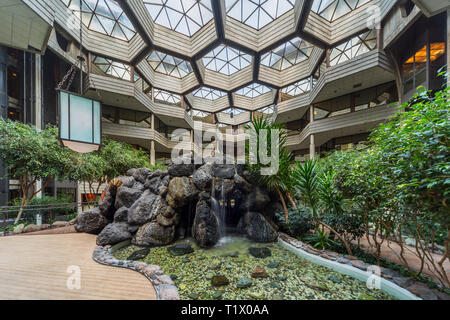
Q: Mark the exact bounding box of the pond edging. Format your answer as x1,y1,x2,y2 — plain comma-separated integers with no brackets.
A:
278,233,421,300
92,242,180,300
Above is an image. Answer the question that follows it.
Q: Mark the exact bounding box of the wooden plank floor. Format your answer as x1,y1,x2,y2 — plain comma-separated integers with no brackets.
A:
0,233,157,300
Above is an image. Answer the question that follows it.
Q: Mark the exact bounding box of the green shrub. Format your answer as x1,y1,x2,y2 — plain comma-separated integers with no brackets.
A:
275,207,314,238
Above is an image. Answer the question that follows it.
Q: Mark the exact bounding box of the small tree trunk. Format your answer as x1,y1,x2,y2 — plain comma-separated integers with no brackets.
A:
319,220,353,256
277,187,289,222
286,191,297,209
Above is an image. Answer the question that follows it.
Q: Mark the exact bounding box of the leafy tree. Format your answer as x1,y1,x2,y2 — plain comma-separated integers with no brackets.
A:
0,119,77,223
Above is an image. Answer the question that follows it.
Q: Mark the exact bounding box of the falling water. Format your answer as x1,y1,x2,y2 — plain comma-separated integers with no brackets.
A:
211,179,227,238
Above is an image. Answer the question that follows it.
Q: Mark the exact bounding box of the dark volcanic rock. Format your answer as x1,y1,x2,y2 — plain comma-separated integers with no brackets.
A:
96,222,132,246
168,162,195,177
115,186,143,209
191,200,220,248
211,275,230,286
127,190,159,225
192,163,213,190
248,247,272,258
238,211,278,242
212,164,235,179
127,248,150,261
240,187,270,212
113,207,128,223
167,176,198,208
134,221,175,246
75,207,109,234
133,168,152,184
98,185,118,220
168,244,194,256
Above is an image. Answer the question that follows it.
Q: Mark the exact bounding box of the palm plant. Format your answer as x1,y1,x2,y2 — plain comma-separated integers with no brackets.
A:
245,116,295,221
317,168,345,216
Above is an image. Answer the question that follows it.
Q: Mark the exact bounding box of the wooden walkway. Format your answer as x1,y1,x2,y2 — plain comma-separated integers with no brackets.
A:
0,233,157,300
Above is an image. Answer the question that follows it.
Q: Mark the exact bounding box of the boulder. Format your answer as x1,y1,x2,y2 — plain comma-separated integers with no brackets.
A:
75,207,109,234
127,248,150,261
115,186,143,209
211,275,230,286
134,221,175,246
212,164,235,179
191,200,220,248
116,175,135,188
98,185,118,220
192,163,213,190
96,222,132,246
167,177,198,208
52,221,69,228
113,207,128,223
23,224,41,233
240,187,270,212
248,247,272,258
212,178,235,197
168,162,195,177
13,224,25,234
234,174,252,193
168,244,194,256
251,267,268,278
133,168,152,184
238,212,278,242
127,190,159,225
145,173,170,195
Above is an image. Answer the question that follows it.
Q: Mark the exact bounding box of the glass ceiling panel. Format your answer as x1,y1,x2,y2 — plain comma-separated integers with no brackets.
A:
62,0,136,41
144,0,214,37
202,45,253,75
311,0,371,22
193,87,227,100
235,83,272,98
147,50,193,78
329,30,377,66
226,0,295,30
91,55,132,80
221,107,246,116
154,89,181,105
261,37,314,71
281,78,311,96
191,109,211,117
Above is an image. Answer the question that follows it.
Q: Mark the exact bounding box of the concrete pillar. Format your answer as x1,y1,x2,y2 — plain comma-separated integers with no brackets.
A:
150,113,155,165
76,183,82,214
35,54,42,200
0,46,8,206
309,134,315,160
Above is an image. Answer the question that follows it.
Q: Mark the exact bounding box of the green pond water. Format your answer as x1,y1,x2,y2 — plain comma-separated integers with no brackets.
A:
113,236,395,300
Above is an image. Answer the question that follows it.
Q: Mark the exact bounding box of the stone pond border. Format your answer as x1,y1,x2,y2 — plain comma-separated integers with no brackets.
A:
278,233,450,300
92,240,180,300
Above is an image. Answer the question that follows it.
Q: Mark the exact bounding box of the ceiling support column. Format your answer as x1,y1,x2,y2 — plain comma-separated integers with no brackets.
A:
34,53,43,201
150,113,155,166
310,134,315,160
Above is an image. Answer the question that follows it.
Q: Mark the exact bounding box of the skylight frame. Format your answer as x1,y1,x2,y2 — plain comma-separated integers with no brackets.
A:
329,30,377,66
226,0,296,30
235,83,272,98
143,0,214,37
311,0,372,22
91,54,133,81
192,87,228,101
154,88,182,105
61,0,137,42
221,107,247,116
281,77,312,97
202,44,253,76
146,50,193,79
261,37,314,71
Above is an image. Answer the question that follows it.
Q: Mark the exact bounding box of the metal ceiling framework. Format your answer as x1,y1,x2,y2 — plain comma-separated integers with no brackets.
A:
83,0,383,125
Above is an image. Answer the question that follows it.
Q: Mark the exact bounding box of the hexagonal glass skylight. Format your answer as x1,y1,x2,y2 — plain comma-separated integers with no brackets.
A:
191,109,211,117
202,45,253,76
192,87,227,100
281,78,311,96
221,107,246,116
61,0,136,41
144,0,214,37
261,37,314,71
311,0,371,22
235,83,271,98
147,51,193,78
226,0,295,30
154,89,181,105
330,30,376,66
91,55,132,80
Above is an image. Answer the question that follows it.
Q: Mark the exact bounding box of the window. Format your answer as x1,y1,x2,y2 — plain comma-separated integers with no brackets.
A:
226,0,295,30
102,105,151,128
91,55,132,81
154,89,181,106
281,78,311,97
311,0,371,22
144,0,214,37
193,87,227,100
147,51,193,78
261,37,313,71
235,83,271,98
7,68,20,100
202,45,252,75
61,0,136,41
329,30,377,66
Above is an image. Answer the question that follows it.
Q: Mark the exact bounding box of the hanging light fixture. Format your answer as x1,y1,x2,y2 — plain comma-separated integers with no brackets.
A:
56,0,101,153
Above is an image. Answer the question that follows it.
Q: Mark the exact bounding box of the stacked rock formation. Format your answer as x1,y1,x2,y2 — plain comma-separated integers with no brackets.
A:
75,161,281,248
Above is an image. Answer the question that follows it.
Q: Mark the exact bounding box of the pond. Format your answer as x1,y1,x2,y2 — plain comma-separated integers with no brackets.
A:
113,236,395,300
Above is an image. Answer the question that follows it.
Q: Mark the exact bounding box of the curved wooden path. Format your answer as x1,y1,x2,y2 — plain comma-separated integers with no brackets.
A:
0,233,157,300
